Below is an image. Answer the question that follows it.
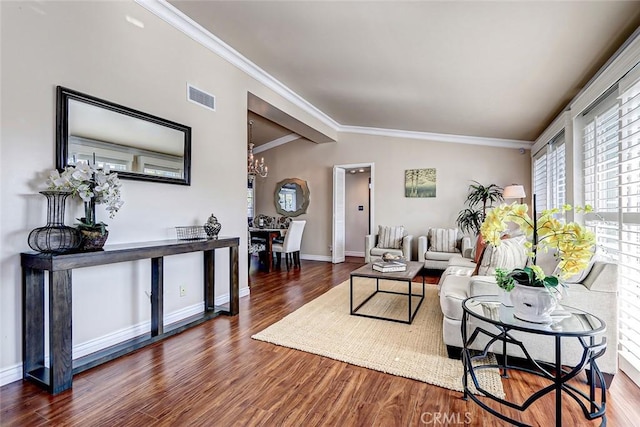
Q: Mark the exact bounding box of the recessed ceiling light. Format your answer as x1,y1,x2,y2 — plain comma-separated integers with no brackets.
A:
358,168,365,173
350,170,357,174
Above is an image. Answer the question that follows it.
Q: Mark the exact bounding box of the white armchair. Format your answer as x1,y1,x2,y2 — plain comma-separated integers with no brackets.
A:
365,225,413,263
418,228,472,270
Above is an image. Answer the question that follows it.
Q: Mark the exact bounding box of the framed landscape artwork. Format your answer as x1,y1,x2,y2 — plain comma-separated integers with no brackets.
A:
405,168,436,198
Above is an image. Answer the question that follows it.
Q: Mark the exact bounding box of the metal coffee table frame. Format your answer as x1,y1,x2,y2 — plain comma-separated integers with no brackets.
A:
349,261,425,324
461,295,608,427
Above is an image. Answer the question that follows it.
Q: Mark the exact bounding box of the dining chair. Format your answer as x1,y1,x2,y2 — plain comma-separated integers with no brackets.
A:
248,231,266,272
273,220,306,270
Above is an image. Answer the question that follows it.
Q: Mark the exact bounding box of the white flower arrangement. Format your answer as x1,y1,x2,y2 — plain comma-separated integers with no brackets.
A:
46,163,124,227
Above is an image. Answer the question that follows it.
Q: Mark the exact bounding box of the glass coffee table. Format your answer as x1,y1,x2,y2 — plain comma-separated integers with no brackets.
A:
349,261,424,324
461,295,607,427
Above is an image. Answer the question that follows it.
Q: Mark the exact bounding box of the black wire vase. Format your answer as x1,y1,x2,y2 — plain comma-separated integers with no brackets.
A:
28,190,81,253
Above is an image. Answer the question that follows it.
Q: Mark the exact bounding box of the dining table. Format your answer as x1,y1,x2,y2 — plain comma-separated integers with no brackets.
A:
248,227,286,272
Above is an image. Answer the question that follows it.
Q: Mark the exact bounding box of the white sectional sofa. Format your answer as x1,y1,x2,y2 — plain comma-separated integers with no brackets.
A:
438,253,619,386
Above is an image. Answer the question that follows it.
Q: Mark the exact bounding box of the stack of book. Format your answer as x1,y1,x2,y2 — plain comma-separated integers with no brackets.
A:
372,260,407,273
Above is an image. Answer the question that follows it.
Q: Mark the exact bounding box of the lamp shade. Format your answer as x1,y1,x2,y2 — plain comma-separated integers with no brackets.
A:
503,184,526,199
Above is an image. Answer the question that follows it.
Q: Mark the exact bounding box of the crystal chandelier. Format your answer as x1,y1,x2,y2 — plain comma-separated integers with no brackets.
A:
247,120,268,180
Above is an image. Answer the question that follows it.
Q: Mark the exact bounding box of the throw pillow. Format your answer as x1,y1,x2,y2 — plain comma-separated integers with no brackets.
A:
376,225,405,249
429,228,458,253
477,235,528,276
564,253,598,284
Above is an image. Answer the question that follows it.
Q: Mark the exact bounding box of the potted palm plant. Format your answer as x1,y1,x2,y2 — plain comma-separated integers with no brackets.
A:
456,181,504,235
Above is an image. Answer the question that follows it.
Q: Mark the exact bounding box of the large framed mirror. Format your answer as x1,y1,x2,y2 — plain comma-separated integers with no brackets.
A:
56,86,192,185
274,178,310,217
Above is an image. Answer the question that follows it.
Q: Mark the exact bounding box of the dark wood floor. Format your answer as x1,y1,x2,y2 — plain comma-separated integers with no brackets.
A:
2,257,639,426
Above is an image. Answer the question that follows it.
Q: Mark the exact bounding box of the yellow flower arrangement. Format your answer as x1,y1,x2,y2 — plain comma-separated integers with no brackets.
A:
480,203,595,291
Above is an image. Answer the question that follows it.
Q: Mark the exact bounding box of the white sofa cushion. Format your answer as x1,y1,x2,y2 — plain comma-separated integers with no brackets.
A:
376,225,405,249
429,228,458,253
425,251,458,261
369,247,404,258
477,235,528,276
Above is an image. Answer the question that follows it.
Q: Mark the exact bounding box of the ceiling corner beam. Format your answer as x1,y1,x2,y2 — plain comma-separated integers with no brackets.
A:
248,93,335,144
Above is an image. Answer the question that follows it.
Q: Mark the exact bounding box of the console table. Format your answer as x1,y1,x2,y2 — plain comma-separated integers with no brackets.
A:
21,237,239,394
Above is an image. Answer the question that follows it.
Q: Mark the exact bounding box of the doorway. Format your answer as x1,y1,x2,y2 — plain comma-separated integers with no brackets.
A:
332,163,375,263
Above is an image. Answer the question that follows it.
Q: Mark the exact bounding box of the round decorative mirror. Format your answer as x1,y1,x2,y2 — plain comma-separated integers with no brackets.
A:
274,178,310,217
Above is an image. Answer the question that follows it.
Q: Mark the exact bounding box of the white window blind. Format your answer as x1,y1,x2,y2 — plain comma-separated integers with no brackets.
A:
532,131,564,212
618,78,640,373
583,101,620,254
548,133,566,210
247,180,255,220
533,153,547,212
582,79,640,380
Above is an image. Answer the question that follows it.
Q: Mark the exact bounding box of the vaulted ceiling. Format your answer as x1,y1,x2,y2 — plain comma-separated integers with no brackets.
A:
170,1,640,144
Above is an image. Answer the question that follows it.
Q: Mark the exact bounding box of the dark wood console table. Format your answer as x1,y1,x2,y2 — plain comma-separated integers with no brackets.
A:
21,237,239,394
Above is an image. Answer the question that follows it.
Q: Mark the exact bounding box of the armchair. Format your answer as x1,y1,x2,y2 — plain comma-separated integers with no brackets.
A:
365,225,412,263
418,228,472,270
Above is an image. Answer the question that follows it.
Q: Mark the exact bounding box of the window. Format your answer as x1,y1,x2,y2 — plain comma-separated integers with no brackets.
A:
533,153,547,212
247,180,255,220
532,131,565,212
582,79,640,381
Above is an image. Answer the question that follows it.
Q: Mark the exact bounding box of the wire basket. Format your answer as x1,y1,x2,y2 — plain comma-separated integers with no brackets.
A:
175,226,207,240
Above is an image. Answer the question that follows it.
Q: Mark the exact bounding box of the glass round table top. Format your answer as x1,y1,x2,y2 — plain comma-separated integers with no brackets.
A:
462,295,606,337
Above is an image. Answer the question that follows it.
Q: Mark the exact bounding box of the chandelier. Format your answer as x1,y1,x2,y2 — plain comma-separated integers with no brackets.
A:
247,120,268,180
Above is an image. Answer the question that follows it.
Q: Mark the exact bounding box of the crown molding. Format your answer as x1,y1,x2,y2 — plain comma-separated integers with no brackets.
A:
135,0,340,131
532,110,570,155
570,28,640,119
135,0,534,150
339,125,533,149
253,133,300,154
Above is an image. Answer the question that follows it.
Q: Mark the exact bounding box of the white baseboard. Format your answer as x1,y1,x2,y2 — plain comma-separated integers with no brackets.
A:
0,363,21,387
0,287,251,387
300,253,332,262
344,251,365,257
620,351,640,389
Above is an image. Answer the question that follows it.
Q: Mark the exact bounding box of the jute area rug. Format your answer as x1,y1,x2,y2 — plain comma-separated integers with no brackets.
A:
252,278,505,397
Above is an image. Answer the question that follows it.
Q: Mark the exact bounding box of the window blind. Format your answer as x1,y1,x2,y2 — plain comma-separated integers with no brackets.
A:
548,133,566,210
247,180,255,220
533,154,547,211
582,78,640,379
532,131,565,212
618,79,640,372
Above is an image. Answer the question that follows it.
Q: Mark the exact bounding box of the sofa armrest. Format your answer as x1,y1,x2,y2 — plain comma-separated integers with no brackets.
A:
364,234,376,263
461,236,473,259
469,276,499,296
402,235,413,261
418,235,428,262
581,261,618,292
448,255,476,269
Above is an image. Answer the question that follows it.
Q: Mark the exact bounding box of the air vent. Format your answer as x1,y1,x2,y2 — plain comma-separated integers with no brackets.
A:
187,84,216,111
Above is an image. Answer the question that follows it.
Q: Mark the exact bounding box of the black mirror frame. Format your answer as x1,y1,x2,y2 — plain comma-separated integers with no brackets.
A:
274,178,310,217
56,86,192,186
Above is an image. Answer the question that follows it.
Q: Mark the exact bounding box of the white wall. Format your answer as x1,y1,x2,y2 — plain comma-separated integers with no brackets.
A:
0,1,333,383
255,133,532,259
345,171,370,256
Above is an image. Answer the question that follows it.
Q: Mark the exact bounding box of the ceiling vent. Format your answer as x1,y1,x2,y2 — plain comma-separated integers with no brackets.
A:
187,83,215,111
